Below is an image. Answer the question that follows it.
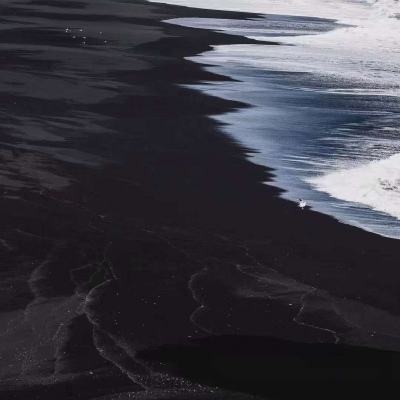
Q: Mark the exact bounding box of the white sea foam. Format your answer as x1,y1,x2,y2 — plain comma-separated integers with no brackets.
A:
150,0,400,20
309,153,400,219
151,0,400,94
150,0,371,20
174,3,400,95
252,14,400,93
154,0,400,95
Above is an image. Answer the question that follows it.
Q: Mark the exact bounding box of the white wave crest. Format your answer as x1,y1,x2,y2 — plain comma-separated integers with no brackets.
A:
150,0,400,21
367,0,400,17
308,153,400,220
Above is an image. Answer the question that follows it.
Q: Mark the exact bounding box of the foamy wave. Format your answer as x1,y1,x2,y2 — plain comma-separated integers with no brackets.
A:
368,0,400,17
151,0,400,21
150,0,372,20
157,1,400,95
308,153,400,219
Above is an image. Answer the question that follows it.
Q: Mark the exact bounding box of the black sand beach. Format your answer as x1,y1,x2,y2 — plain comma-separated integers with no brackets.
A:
1,0,400,399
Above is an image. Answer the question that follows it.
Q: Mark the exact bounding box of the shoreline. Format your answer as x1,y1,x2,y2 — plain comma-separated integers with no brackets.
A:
144,2,400,322
1,0,400,398
163,12,400,240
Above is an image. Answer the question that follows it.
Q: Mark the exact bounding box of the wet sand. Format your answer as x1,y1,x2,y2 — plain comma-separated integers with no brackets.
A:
1,0,400,399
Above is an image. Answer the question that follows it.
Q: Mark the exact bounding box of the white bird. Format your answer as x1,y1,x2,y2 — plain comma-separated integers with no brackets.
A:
298,199,307,210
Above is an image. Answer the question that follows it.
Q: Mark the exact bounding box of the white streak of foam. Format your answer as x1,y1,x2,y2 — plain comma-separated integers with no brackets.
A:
251,12,400,93
150,0,372,21
308,153,400,220
156,1,400,94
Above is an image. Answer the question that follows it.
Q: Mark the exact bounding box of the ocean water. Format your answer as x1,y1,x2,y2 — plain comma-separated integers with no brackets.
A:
151,0,400,239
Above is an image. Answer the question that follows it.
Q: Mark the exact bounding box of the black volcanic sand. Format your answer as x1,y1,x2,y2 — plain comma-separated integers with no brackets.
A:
139,335,400,400
1,0,400,399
